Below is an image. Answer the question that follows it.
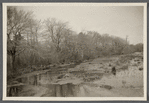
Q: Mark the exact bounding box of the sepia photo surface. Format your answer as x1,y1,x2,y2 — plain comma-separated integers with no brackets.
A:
3,3,147,101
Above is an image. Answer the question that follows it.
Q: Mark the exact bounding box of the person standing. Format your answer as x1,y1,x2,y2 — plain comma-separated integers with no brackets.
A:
112,67,116,75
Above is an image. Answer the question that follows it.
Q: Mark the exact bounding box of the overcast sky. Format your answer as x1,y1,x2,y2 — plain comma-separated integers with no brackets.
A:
17,5,143,45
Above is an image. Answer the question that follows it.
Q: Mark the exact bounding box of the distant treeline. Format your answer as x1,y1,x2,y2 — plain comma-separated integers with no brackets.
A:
7,7,143,76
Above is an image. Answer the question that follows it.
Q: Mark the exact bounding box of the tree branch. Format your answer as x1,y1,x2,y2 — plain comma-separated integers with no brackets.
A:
15,49,25,56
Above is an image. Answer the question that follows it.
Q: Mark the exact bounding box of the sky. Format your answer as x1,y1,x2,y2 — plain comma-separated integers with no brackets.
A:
17,5,143,45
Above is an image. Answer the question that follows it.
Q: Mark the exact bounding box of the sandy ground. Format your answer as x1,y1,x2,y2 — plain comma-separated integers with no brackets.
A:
12,53,144,97
78,68,143,97
70,55,144,97
78,85,143,97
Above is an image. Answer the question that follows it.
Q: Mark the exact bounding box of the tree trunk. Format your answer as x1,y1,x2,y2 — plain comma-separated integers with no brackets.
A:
11,54,16,74
81,50,84,60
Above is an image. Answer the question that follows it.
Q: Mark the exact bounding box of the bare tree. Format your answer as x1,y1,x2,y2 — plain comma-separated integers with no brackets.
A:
7,7,33,74
44,18,68,53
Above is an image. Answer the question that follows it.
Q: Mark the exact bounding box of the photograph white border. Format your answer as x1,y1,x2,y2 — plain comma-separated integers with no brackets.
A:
3,3,147,101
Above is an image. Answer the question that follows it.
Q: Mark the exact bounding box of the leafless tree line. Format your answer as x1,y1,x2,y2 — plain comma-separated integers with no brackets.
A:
7,7,143,77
